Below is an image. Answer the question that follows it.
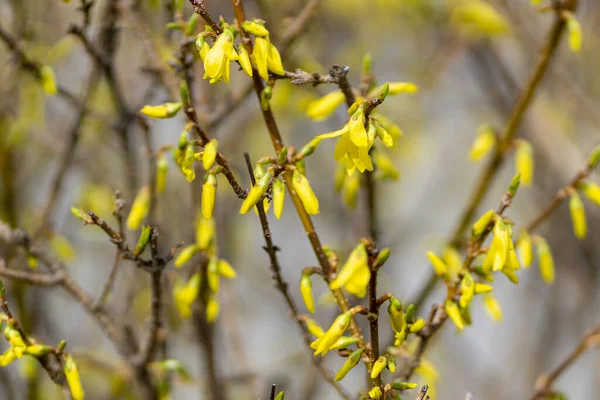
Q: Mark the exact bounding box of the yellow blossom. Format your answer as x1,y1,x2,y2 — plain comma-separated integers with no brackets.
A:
64,354,84,400
569,191,587,239
483,294,503,322
174,244,198,268
252,36,284,81
140,102,182,119
370,356,387,380
517,229,533,267
40,65,57,96
196,217,215,250
374,152,400,180
451,1,509,37
343,171,361,209
291,170,319,215
581,182,600,205
469,125,495,161
368,386,382,399
126,186,151,230
173,273,201,318
237,45,253,77
273,179,285,219
311,312,352,356
335,349,362,381
240,169,273,214
217,259,236,278
535,236,554,284
306,91,345,121
444,300,464,330
206,296,219,323
348,105,368,147
202,174,218,219
305,318,324,337
459,273,475,308
515,140,534,186
427,251,448,277
330,244,370,297
300,274,315,313
203,29,238,84
566,16,582,53
202,139,218,170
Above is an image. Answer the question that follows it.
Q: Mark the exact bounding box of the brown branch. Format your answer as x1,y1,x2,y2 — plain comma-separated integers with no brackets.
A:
529,322,600,400
411,6,572,313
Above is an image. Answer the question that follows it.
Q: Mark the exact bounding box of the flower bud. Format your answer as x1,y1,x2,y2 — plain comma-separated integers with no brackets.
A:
483,294,503,322
207,257,220,293
206,296,219,323
588,145,600,169
330,244,370,298
185,13,200,36
237,45,253,77
126,186,151,230
459,273,475,308
292,170,319,215
569,191,587,239
329,336,360,350
274,392,284,400
202,174,218,219
469,124,495,161
409,317,426,333
368,386,382,399
515,140,534,186
390,381,418,391
305,318,324,337
196,217,215,250
180,145,196,182
71,207,93,224
240,169,273,214
566,16,582,53
40,65,57,96
140,102,182,119
179,80,190,108
444,300,464,330
508,172,521,198
217,259,236,278
581,181,600,205
273,179,286,219
370,356,387,379
536,236,554,284
156,153,168,194
335,348,362,381
241,20,270,37
472,209,494,237
387,356,396,372
202,140,218,171
298,137,322,159
474,283,493,294
300,274,315,314
174,244,198,268
64,354,84,400
260,86,273,111
133,225,152,256
375,248,391,267
374,152,400,180
343,171,361,209
312,312,352,356
426,251,448,277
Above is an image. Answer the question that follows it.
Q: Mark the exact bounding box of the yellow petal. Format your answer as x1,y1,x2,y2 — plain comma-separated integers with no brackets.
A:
569,191,587,239
307,91,345,121
292,170,319,215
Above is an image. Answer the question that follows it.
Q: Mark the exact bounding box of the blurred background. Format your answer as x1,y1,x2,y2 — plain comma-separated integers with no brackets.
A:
1,0,599,399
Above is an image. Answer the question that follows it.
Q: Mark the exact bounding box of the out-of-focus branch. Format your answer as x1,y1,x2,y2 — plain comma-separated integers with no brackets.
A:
529,322,600,400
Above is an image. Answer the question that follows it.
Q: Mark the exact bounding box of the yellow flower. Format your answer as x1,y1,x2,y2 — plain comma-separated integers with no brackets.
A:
300,274,315,313
241,20,270,37
196,217,215,250
474,283,493,294
569,191,587,239
469,125,495,161
218,259,236,278
472,209,494,237
140,102,182,119
133,225,152,256
173,273,201,318
410,318,426,333
581,182,600,205
207,257,219,293
368,386,382,399
535,236,554,284
427,251,448,277
311,312,352,356
180,145,196,182
330,244,370,297
203,29,238,84
343,171,361,209
367,82,418,98
374,152,400,180
64,354,84,400
483,294,503,322
156,153,168,194
566,16,582,53
206,296,219,323
305,318,324,337
273,179,285,219
459,273,475,308
451,1,509,37
442,246,462,278
40,65,57,96
335,349,362,381
306,91,345,121
348,105,368,147
482,218,510,272
252,36,284,81
387,297,406,335
515,140,534,186
370,356,387,379
237,45,253,77
202,139,218,170
126,186,150,230
174,244,198,268
202,174,218,219
240,169,273,214
444,300,464,330
291,170,319,215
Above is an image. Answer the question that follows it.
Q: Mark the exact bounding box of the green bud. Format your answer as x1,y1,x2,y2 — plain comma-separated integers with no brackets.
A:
277,147,288,164
508,172,521,198
389,297,402,312
390,381,418,391
180,81,190,107
274,392,284,400
588,145,600,169
335,348,363,381
362,52,373,75
375,248,391,267
404,304,415,322
134,225,152,256
185,14,200,36
71,207,92,224
261,86,273,111
298,137,322,159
